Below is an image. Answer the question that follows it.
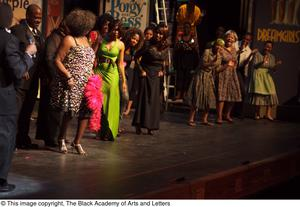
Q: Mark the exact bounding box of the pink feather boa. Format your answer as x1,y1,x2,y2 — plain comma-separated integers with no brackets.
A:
84,74,103,131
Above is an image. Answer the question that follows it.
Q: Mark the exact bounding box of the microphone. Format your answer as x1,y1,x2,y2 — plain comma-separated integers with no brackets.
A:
26,32,35,44
26,32,36,58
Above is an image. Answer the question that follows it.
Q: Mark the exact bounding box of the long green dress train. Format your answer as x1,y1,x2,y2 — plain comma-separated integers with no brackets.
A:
94,39,120,139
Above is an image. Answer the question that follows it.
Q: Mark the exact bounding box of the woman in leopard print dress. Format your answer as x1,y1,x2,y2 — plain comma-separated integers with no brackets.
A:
50,9,96,155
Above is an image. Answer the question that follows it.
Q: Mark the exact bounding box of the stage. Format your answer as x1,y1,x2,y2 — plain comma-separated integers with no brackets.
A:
1,112,300,199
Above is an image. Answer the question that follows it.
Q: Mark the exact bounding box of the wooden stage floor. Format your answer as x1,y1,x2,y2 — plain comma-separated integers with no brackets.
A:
1,112,300,199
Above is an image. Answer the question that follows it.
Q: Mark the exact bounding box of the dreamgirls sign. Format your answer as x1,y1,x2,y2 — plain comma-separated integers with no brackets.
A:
252,0,300,103
105,0,149,31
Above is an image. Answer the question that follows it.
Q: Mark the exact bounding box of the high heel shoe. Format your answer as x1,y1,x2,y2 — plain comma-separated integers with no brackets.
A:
58,139,68,154
266,116,274,121
71,142,86,155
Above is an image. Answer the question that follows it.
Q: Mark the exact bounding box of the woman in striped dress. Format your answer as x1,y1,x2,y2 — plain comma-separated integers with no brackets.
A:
186,39,225,126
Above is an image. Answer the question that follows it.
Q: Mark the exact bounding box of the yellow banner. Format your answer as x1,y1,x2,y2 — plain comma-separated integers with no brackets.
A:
257,28,300,44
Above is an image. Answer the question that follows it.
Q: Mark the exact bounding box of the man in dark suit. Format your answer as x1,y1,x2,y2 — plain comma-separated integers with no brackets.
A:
11,4,44,149
41,20,69,147
0,3,36,192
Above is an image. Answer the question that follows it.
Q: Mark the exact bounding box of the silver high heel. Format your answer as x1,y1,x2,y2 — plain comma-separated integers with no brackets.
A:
71,142,86,155
58,139,68,154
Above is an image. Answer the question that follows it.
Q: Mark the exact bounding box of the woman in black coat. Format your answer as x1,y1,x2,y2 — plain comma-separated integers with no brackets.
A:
132,24,169,135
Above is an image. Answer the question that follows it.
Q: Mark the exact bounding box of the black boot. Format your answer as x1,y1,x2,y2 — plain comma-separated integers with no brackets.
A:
0,179,15,193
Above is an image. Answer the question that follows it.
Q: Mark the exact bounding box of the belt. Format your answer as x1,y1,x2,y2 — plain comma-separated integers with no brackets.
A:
98,57,116,67
99,57,112,64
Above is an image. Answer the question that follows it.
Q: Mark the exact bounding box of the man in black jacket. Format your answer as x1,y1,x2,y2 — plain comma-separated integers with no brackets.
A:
40,20,69,147
0,3,36,193
11,4,44,149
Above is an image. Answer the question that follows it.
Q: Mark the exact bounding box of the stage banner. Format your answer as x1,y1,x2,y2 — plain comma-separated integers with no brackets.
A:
252,0,300,104
0,0,43,26
105,0,149,31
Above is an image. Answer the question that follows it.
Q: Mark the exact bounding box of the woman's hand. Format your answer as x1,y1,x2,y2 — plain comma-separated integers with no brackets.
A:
158,71,164,77
141,71,147,77
227,60,235,67
263,55,269,64
218,47,224,54
122,81,127,93
67,77,75,89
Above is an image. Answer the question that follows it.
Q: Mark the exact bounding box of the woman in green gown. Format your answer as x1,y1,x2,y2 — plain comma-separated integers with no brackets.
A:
94,20,126,140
